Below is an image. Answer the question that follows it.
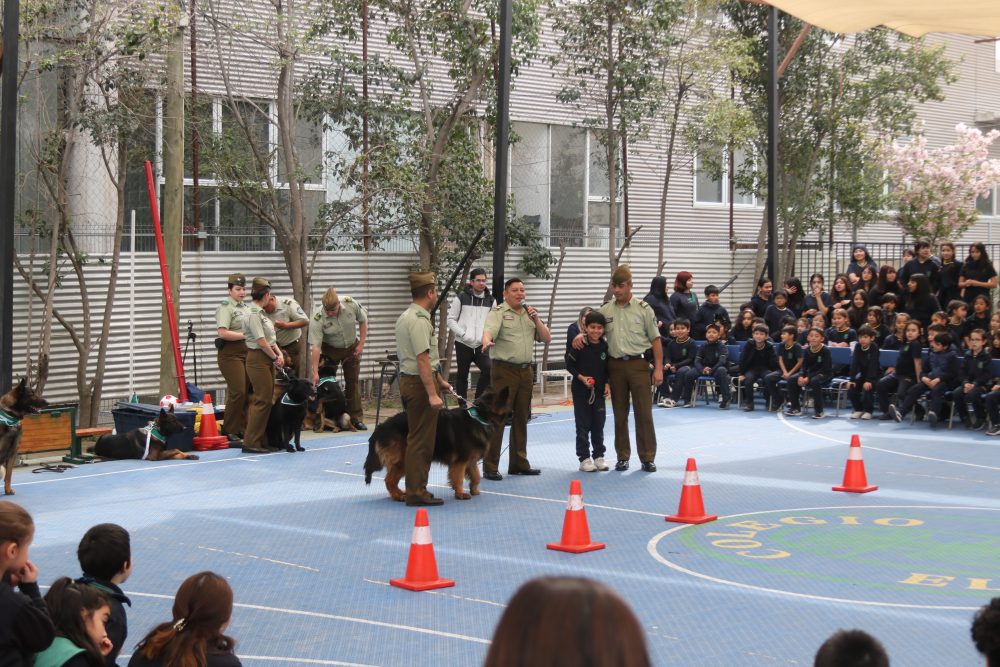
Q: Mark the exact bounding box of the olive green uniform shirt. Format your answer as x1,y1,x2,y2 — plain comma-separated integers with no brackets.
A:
215,296,249,333
267,295,309,347
308,297,368,348
599,297,659,358
244,303,277,351
483,302,543,364
395,303,440,375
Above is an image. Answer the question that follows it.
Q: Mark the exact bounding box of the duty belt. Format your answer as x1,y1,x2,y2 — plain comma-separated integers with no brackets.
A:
495,359,531,369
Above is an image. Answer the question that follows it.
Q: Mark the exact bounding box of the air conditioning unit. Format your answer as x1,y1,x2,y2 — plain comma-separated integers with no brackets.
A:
973,110,998,124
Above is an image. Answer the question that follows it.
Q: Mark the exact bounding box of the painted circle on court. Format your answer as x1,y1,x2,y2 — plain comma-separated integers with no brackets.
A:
647,505,1000,609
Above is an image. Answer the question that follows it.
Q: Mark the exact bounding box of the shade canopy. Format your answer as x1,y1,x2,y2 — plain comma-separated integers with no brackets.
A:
759,1,1000,38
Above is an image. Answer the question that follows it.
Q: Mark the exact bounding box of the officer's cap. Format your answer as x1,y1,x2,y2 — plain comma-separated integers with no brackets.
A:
251,276,271,292
409,272,435,291
227,273,246,287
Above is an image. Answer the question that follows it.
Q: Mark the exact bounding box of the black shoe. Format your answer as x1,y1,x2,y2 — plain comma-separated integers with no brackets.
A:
719,398,730,410
406,495,444,506
889,405,902,423
927,410,938,426
352,419,368,431
641,461,657,472
285,444,296,453
484,471,503,481
614,460,629,471
509,468,541,476
295,444,306,451
241,445,269,454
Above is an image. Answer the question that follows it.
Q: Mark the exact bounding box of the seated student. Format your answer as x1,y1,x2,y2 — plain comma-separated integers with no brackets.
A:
946,299,968,352
880,292,899,331
825,308,857,348
965,294,992,349
993,330,1000,360
969,596,1000,667
34,578,113,667
128,572,241,667
658,318,697,408
765,325,803,413
814,629,889,667
0,502,55,666
953,328,992,430
690,323,731,409
693,285,730,339
565,311,610,472
483,576,651,667
847,325,881,420
877,320,923,419
730,308,755,342
738,323,778,412
802,273,832,318
865,306,887,349
794,317,810,346
846,289,869,331
930,310,948,330
750,278,773,318
785,327,831,419
991,312,1000,338
764,290,795,342
890,331,961,426
75,524,131,667
881,312,909,350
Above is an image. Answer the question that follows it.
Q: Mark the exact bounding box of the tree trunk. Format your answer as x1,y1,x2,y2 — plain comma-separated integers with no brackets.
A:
657,97,682,271
540,241,567,373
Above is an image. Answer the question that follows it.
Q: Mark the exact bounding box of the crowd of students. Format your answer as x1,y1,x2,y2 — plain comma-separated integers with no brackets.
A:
636,241,1000,432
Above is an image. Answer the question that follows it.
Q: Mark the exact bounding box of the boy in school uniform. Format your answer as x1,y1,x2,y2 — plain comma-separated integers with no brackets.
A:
891,331,961,427
693,285,731,340
953,328,992,430
982,374,1000,436
75,523,132,666
565,311,610,472
764,290,794,342
659,318,698,408
847,325,881,420
690,323,731,409
765,325,803,412
738,323,778,411
786,327,832,419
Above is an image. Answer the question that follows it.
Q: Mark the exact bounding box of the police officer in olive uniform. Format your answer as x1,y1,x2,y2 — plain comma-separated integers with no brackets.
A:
308,287,369,429
215,273,250,444
395,272,453,506
264,293,309,376
482,277,552,480
574,265,662,471
243,277,285,454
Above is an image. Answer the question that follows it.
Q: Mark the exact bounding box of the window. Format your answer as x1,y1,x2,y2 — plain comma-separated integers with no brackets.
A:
977,186,997,216
694,148,759,206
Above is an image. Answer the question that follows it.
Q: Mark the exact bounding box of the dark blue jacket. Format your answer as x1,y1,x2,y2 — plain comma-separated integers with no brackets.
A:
962,349,993,388
850,344,881,383
739,340,777,374
0,579,54,667
565,339,609,392
693,302,731,339
665,337,698,369
694,341,728,372
924,348,960,387
801,345,832,378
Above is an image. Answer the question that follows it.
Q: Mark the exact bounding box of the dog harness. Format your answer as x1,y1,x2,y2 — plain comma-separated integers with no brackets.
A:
280,393,306,406
317,376,338,388
466,406,491,430
141,422,167,460
0,407,21,427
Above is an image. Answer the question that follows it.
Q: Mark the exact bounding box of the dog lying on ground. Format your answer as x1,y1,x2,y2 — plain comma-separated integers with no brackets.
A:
305,366,352,433
267,374,314,452
0,378,50,495
364,386,510,501
94,406,197,461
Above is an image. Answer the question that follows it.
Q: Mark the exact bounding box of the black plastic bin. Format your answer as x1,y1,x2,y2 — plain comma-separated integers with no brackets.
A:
112,402,196,452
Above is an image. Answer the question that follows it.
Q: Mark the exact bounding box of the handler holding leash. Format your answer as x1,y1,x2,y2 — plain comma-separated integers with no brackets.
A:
265,293,309,376
215,273,250,444
482,278,552,480
309,286,369,430
395,272,452,506
243,277,284,454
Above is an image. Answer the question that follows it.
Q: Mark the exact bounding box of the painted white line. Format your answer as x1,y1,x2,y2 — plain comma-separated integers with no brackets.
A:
118,652,377,666
198,546,320,572
124,590,491,645
364,578,507,608
647,504,998,611
777,412,1000,472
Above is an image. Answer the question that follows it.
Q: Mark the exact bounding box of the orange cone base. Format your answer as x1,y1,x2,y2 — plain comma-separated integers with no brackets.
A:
193,435,229,450
547,540,605,553
832,483,878,493
389,576,455,591
666,513,718,524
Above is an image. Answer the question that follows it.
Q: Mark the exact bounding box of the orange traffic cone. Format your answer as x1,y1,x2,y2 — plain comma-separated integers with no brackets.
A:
390,509,455,591
666,458,718,524
547,480,605,553
833,434,878,493
192,394,228,451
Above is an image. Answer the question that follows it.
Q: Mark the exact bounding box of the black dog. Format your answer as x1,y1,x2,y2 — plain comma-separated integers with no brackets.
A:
364,386,510,501
306,373,352,433
267,374,314,452
0,378,50,495
94,406,195,461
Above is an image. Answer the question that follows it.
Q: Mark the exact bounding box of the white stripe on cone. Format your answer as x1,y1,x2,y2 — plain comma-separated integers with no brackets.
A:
567,494,583,511
848,447,863,461
411,525,432,545
683,470,700,485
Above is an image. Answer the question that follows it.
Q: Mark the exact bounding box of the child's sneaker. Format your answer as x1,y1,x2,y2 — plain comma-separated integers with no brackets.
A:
785,408,803,417
812,411,825,420
850,411,862,419
889,405,902,423
594,457,609,471
987,425,1000,437
659,398,677,408
861,412,873,420
579,458,597,472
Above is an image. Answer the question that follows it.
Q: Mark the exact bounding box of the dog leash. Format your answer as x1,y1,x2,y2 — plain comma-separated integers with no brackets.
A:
32,463,75,474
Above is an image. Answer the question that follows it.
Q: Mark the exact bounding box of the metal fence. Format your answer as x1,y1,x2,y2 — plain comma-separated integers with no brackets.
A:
792,240,1000,279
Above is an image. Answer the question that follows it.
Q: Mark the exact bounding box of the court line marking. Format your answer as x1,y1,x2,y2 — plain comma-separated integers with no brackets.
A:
647,504,998,611
123,591,491,645
198,546,320,572
776,412,1000,472
363,578,507,608
118,655,377,667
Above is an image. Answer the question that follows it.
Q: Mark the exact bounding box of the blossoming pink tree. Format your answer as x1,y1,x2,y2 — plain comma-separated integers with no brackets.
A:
879,123,1000,245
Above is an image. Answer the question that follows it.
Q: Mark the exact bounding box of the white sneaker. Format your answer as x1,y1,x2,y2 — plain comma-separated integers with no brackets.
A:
579,458,597,472
850,411,863,419
861,412,873,420
659,398,677,408
594,457,609,471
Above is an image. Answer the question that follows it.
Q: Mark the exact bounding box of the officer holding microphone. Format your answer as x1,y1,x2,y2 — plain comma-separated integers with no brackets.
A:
481,277,552,480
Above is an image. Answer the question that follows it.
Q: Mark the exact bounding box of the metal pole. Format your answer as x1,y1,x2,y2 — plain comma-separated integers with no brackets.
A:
766,6,779,282
491,0,513,304
0,0,20,393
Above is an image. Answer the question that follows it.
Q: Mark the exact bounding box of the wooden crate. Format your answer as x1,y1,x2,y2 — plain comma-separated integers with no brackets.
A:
20,405,77,454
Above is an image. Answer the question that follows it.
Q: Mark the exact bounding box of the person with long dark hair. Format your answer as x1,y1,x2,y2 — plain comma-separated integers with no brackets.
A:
869,265,899,306
802,273,832,319
642,276,674,336
936,241,963,305
829,274,853,311
730,308,756,342
669,271,699,322
959,241,998,305
847,289,870,331
750,277,773,318
898,240,941,292
902,273,941,329
33,579,112,667
128,572,240,667
846,244,878,286
783,277,805,317
856,264,878,294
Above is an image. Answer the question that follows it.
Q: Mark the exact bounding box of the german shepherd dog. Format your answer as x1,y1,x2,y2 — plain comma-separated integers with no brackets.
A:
94,406,196,461
0,378,50,495
305,361,352,433
267,373,314,452
364,386,510,501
